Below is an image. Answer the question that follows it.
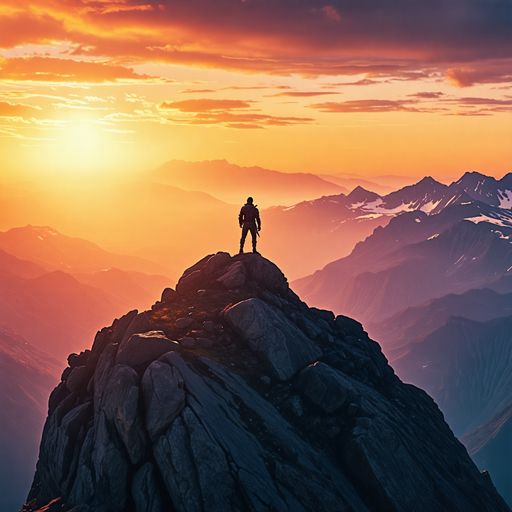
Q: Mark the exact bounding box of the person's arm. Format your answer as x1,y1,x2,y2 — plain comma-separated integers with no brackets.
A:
239,208,243,227
255,208,261,230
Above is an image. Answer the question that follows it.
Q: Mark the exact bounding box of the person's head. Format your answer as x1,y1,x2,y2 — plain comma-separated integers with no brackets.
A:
247,197,253,204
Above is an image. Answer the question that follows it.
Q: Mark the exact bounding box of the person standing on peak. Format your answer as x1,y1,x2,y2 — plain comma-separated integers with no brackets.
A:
239,197,261,254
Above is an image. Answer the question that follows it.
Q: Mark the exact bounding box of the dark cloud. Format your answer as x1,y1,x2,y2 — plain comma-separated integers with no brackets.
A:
2,0,511,82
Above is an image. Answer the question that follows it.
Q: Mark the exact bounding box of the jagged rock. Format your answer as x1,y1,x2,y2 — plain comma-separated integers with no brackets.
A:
297,362,357,413
225,298,322,380
216,261,246,289
100,365,147,464
115,331,180,368
142,360,185,442
161,287,178,302
132,463,163,512
204,252,231,276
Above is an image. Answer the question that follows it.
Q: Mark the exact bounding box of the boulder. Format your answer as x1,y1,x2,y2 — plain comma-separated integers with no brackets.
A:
196,337,213,349
176,317,193,329
225,298,322,380
115,331,180,368
204,252,232,276
179,337,195,349
216,261,246,289
242,254,288,291
142,360,185,441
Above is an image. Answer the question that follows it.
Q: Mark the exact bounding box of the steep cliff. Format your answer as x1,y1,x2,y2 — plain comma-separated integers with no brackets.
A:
22,253,509,512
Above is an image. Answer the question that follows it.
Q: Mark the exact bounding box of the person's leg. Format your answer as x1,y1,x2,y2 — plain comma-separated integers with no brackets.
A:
240,224,249,253
250,225,258,253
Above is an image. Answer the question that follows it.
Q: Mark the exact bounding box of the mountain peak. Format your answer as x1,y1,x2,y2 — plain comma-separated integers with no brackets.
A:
23,251,510,512
347,185,380,204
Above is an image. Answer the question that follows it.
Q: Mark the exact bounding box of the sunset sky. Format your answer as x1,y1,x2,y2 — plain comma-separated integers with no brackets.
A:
1,0,511,183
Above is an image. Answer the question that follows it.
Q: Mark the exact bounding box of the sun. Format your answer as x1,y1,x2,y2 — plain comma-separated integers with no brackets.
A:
64,121,102,152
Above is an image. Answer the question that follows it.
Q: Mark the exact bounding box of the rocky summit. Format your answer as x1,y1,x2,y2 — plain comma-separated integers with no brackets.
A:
22,252,509,512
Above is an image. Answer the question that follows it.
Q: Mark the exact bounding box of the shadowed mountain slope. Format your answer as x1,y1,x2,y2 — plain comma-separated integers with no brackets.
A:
391,315,512,437
0,324,60,512
460,403,512,508
368,288,512,360
22,253,509,512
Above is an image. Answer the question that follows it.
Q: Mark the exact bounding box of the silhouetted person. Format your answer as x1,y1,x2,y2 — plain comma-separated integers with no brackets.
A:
239,197,261,254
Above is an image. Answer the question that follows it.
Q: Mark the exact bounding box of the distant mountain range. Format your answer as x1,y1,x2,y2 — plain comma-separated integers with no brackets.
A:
0,323,60,512
138,159,348,207
0,227,172,360
367,287,512,361
294,172,512,319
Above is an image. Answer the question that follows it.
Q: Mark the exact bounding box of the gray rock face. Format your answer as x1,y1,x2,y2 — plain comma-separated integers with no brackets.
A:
24,253,511,512
132,463,163,512
92,411,130,512
297,362,357,413
225,298,322,380
142,360,185,441
100,365,147,464
115,331,180,368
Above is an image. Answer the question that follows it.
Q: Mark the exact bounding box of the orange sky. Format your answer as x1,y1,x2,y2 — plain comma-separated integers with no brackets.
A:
0,0,511,183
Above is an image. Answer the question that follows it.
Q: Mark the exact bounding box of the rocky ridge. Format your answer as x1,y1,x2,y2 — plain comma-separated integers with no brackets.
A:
23,253,509,512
